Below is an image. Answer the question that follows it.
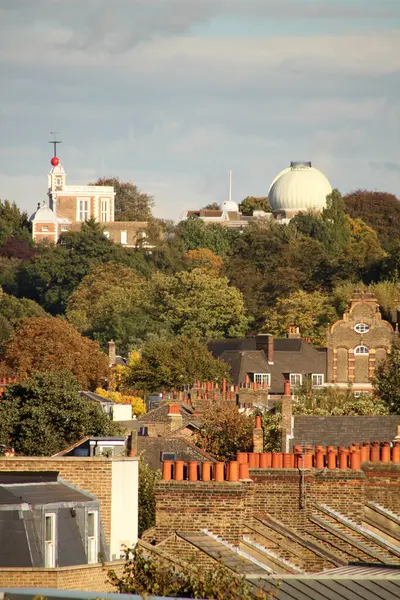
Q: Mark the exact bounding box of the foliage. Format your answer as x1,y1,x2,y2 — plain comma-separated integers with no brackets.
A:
0,257,21,295
202,202,220,210
177,217,238,257
126,337,230,393
94,387,146,416
17,220,150,314
373,339,400,414
151,269,249,338
4,316,109,390
108,545,262,599
293,383,388,416
344,189,400,250
0,371,121,455
261,408,282,452
371,281,400,321
138,457,161,536
322,189,351,256
194,404,253,461
0,200,31,246
66,261,156,353
184,248,223,273
90,177,154,222
262,290,337,346
0,289,47,354
239,196,270,215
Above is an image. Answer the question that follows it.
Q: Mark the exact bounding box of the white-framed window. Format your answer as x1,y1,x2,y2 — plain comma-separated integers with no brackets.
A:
312,374,324,387
41,226,49,232
290,373,302,387
44,513,56,568
354,323,369,334
355,345,369,355
354,391,370,398
101,198,110,222
61,225,68,232
87,510,98,564
121,231,127,245
254,373,271,386
78,198,89,222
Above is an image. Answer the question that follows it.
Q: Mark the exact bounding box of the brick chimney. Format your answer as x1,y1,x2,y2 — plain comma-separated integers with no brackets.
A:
167,403,183,433
267,334,274,364
128,430,138,456
253,415,263,453
281,381,293,452
107,340,116,367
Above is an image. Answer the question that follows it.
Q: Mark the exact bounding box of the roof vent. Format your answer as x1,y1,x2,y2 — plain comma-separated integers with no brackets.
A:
290,161,312,168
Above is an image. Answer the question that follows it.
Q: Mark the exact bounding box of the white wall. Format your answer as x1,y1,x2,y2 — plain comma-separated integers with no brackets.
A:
112,404,133,421
110,458,139,560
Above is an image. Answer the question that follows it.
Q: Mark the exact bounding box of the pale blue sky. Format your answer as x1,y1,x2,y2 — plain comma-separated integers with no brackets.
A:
0,0,399,220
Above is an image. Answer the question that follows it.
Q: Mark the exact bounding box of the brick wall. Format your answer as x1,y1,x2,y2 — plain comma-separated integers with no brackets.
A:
0,561,124,592
0,457,113,543
154,481,249,544
363,463,400,513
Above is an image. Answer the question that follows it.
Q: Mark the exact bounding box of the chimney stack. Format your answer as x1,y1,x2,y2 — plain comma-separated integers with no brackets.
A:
108,340,116,367
281,381,293,453
253,415,263,453
267,335,274,364
167,403,183,433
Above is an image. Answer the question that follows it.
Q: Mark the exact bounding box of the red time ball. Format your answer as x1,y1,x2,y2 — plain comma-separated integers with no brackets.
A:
51,156,60,167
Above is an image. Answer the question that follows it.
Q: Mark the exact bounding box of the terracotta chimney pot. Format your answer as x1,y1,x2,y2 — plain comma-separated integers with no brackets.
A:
370,443,380,463
391,444,400,464
255,415,262,429
283,453,294,468
381,443,391,463
315,449,325,469
174,460,185,481
162,461,173,481
248,453,259,468
201,461,212,481
283,380,291,396
350,449,361,470
327,450,337,469
239,463,250,479
228,461,239,482
360,445,370,463
259,453,271,468
236,452,249,464
338,449,349,470
272,452,283,468
214,462,225,482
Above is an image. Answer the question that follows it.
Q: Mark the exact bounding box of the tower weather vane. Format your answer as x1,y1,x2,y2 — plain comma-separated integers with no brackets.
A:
49,131,62,166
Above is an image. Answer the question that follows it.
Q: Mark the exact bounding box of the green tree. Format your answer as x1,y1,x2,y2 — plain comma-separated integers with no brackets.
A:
4,316,109,390
126,337,230,393
322,189,351,256
138,457,161,536
0,289,46,354
239,196,270,215
177,217,238,257
194,404,253,461
344,189,400,250
91,177,154,221
202,202,220,210
66,262,156,354
0,200,31,246
108,546,258,599
0,371,121,455
294,384,387,416
373,340,400,413
17,220,150,314
262,290,337,346
150,268,249,338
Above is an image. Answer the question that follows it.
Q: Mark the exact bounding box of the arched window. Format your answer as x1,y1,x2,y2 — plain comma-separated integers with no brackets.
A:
354,345,369,355
354,323,369,333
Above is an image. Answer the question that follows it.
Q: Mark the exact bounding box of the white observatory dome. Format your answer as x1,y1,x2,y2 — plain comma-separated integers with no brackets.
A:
268,162,332,212
220,199,239,212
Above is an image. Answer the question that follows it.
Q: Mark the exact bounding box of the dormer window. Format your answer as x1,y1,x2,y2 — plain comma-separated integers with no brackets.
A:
354,345,369,355
254,373,271,386
354,323,369,334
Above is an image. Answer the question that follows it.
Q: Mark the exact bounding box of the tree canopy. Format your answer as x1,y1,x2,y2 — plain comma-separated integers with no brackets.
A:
91,177,154,222
4,316,110,390
0,371,121,456
239,196,270,215
373,339,400,414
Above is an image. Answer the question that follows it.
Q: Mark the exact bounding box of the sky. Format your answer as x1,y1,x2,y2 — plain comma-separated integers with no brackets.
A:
0,0,400,220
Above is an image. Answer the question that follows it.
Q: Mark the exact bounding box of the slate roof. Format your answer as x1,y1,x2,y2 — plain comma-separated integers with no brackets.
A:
208,337,327,393
291,416,400,449
137,437,216,470
136,402,195,425
0,482,94,506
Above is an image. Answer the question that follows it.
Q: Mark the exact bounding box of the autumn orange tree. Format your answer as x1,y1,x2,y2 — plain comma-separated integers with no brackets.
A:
195,404,254,461
4,317,109,389
184,248,223,273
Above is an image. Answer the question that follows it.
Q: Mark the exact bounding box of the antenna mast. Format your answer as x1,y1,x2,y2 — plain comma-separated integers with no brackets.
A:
49,131,62,157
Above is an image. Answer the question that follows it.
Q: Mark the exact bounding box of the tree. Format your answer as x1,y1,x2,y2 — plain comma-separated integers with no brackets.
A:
108,546,258,599
344,189,400,250
239,196,270,215
137,457,161,536
177,217,238,257
90,177,154,221
150,269,249,338
0,200,31,246
322,189,351,256
202,202,220,210
4,317,109,390
0,289,46,354
194,404,254,461
66,262,156,354
94,388,146,417
17,220,150,314
0,371,121,456
339,217,386,279
126,337,230,393
293,384,387,416
373,340,400,413
262,290,337,346
184,248,223,273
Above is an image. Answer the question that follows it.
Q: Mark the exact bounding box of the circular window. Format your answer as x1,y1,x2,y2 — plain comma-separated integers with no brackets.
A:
354,345,369,355
354,323,369,334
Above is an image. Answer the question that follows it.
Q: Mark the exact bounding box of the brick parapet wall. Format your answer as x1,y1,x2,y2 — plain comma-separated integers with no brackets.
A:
0,457,114,543
0,560,124,592
155,481,249,544
362,463,400,513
